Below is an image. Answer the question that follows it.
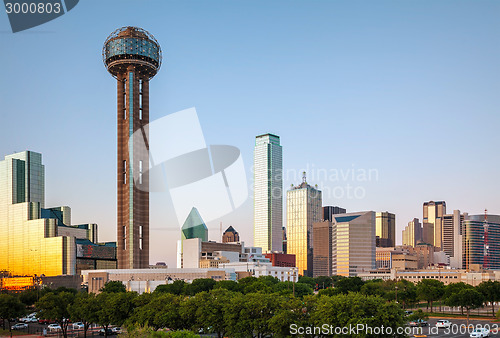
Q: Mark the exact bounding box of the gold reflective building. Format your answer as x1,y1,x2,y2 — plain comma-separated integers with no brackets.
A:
286,175,322,277
375,211,395,247
0,151,73,276
0,151,116,277
423,201,446,250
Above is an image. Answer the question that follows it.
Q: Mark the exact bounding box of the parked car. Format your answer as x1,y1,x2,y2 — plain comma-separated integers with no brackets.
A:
12,323,28,330
19,313,37,322
470,328,490,338
48,323,62,332
73,322,85,330
404,310,413,316
99,328,113,335
111,327,122,334
436,320,452,328
409,319,428,327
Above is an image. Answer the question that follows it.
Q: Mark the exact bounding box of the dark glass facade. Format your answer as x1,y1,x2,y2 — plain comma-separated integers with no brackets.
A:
323,206,346,221
463,215,500,270
105,38,160,66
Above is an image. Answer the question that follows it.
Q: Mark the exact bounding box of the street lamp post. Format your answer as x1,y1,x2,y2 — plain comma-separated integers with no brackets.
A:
292,269,297,297
438,267,442,313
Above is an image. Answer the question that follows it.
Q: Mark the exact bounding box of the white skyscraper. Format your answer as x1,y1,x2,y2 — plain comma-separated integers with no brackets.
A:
254,133,283,253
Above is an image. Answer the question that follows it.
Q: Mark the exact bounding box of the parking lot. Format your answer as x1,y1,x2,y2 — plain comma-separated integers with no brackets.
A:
7,321,119,337
6,317,499,337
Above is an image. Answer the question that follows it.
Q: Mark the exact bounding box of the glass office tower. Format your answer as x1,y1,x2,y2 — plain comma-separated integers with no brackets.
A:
0,151,74,276
423,201,446,250
253,133,283,253
287,178,322,276
375,211,396,247
0,151,117,277
463,214,500,270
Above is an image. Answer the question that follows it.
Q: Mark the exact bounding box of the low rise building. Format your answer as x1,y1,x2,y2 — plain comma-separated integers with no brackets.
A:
359,267,500,286
376,247,418,271
264,252,296,268
83,263,298,294
402,243,435,269
180,238,276,268
218,262,298,282
82,268,236,294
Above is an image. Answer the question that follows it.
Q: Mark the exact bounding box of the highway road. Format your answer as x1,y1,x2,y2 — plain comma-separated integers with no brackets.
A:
409,317,499,338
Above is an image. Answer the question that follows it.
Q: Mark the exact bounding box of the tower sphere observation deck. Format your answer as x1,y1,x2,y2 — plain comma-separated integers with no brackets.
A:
103,26,162,79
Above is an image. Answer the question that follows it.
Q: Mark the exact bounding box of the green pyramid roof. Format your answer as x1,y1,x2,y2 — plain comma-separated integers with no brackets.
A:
181,207,208,241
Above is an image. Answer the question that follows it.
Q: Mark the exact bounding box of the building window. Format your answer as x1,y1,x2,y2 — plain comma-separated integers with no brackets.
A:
139,225,143,250
123,160,127,184
139,79,143,120
139,160,143,185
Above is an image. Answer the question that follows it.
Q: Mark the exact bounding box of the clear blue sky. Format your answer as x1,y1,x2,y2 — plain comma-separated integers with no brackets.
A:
1,1,499,266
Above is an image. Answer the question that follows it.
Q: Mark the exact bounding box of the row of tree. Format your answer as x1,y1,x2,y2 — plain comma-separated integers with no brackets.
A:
1,275,500,337
308,277,500,324
38,283,406,337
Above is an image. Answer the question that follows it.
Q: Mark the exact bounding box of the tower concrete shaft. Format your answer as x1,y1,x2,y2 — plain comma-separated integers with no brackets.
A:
117,67,149,269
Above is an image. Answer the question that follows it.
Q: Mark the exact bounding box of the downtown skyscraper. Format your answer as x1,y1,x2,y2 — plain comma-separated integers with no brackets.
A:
402,218,422,247
254,133,283,253
287,175,322,276
375,211,396,247
332,211,376,277
423,201,446,250
463,214,500,270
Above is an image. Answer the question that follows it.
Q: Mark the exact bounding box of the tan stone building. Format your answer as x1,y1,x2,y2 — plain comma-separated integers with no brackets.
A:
82,268,233,294
376,247,418,271
403,243,435,269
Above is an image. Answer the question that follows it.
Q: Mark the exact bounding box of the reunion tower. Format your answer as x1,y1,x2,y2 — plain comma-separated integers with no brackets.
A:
103,26,162,269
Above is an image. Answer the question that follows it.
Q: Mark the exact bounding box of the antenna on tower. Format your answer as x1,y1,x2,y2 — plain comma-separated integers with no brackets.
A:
302,171,306,184
485,209,488,221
